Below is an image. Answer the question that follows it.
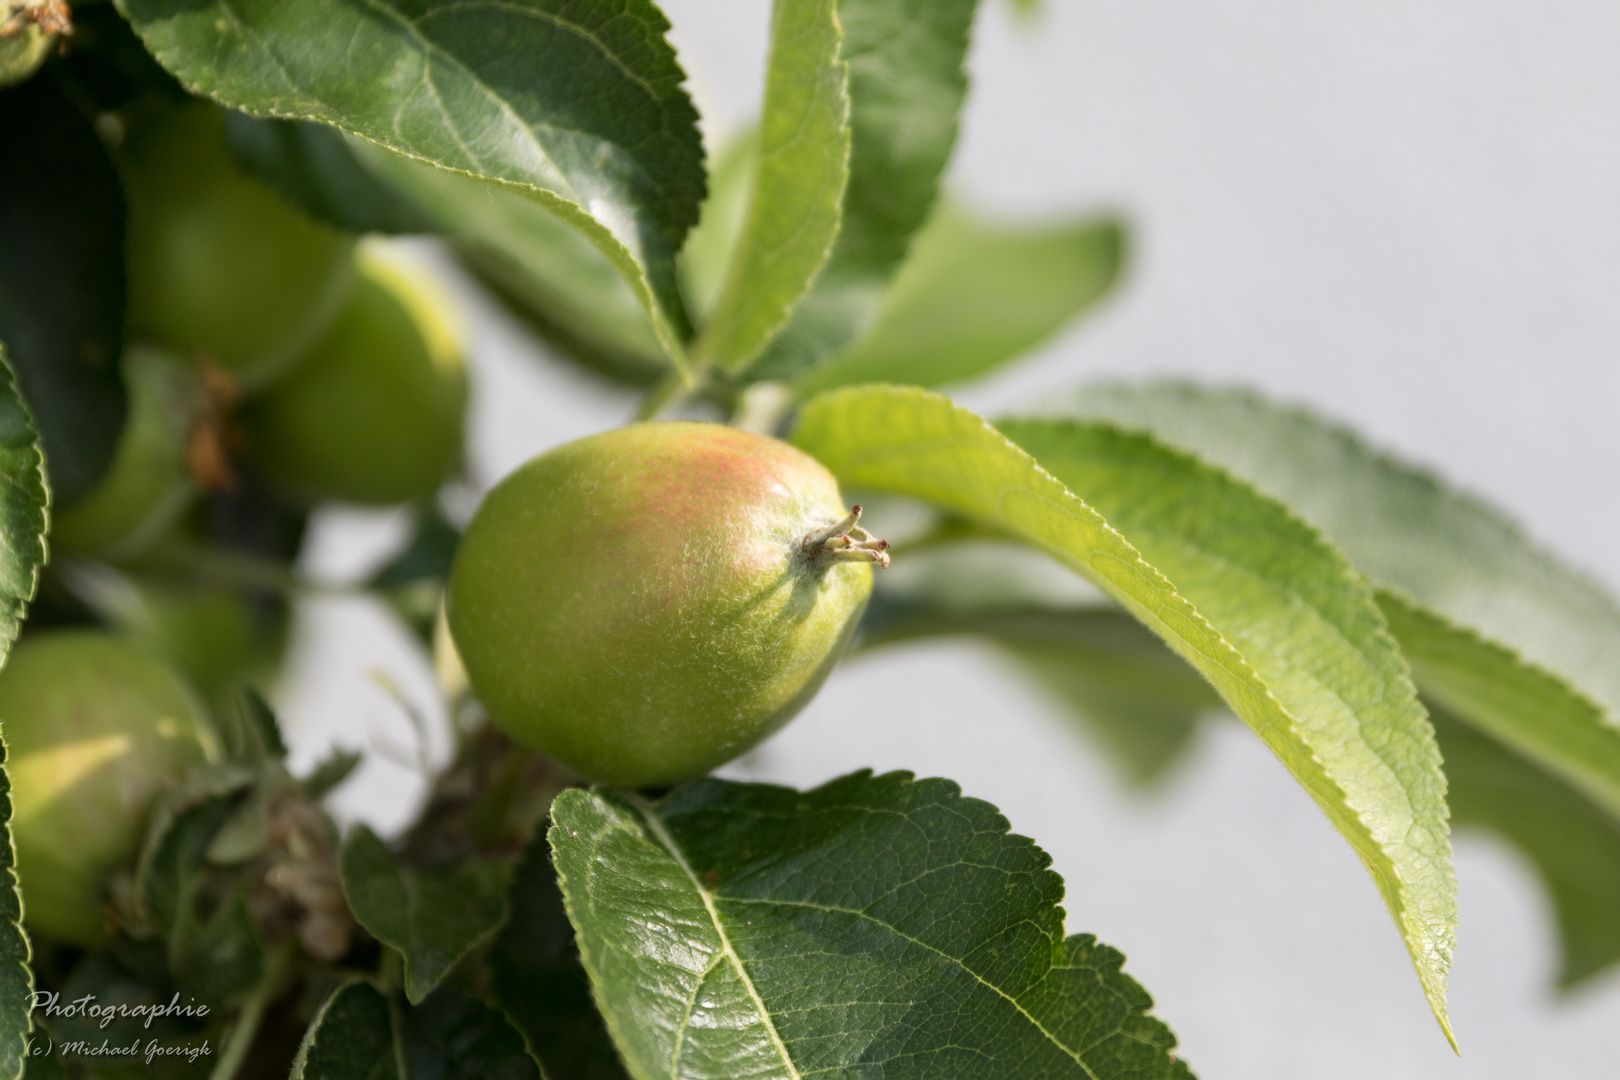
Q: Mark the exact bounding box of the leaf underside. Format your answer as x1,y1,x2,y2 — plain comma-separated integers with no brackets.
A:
116,0,706,364
553,772,1191,1079
794,386,1457,1044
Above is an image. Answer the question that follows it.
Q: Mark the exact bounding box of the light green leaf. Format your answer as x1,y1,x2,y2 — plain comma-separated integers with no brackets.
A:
1380,593,1620,821
695,0,849,372
1068,382,1620,839
859,541,1215,787
1433,709,1620,988
799,205,1124,392
552,771,1192,1079
680,131,759,324
339,825,511,1005
794,386,1457,1043
0,738,28,1080
367,144,671,387
291,980,542,1080
750,0,980,380
115,0,705,366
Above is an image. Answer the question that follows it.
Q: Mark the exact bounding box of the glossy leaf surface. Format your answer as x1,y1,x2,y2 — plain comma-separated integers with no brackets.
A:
795,387,1457,1041
116,0,705,363
553,771,1191,1079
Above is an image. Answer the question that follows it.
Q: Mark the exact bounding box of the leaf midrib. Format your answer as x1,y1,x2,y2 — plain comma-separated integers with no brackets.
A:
625,793,804,1080
721,893,1103,1079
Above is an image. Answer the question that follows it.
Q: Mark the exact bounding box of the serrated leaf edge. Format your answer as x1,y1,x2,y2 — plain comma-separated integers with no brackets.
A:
798,386,1457,1047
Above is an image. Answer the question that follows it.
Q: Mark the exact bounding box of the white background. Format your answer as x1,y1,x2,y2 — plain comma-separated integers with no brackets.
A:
277,2,1620,1076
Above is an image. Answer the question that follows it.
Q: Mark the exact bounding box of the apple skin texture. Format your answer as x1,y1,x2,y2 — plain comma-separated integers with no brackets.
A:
244,251,467,506
121,101,354,387
0,632,215,946
448,423,872,787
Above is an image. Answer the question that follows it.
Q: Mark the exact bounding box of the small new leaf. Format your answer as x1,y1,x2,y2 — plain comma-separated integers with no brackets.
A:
751,0,980,380
696,0,850,372
339,826,510,1005
552,771,1191,1079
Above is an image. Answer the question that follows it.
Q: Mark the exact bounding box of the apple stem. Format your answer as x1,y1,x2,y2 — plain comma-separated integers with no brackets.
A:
802,505,892,569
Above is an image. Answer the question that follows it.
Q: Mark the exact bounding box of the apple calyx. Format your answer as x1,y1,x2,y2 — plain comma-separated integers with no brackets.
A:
802,505,891,569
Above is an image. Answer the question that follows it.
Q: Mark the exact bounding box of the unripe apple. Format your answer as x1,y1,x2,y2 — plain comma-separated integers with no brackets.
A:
0,631,216,946
121,100,355,388
52,347,202,559
242,249,468,507
447,423,888,787
0,22,53,88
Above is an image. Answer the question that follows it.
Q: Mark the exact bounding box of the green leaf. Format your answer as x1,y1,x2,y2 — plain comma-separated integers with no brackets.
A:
370,146,668,386
493,832,628,1080
864,590,1216,787
0,74,127,503
679,131,759,325
135,771,266,1005
694,0,849,372
794,387,1457,1043
115,0,706,365
1432,709,1620,988
223,113,436,235
0,351,48,1080
551,772,1192,1079
798,205,1125,392
1379,593,1620,821
0,737,30,1080
340,825,511,1005
750,0,980,380
0,351,47,660
291,981,399,1080
291,981,542,1080
1067,382,1620,838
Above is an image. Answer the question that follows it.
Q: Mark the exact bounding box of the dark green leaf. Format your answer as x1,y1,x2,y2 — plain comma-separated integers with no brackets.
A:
136,774,265,1005
0,737,30,1080
795,387,1457,1042
303,748,364,803
0,350,48,1080
1068,383,1620,839
552,772,1192,1079
116,0,706,363
371,507,460,642
290,980,399,1080
751,0,980,379
493,832,628,1080
291,981,541,1080
0,351,47,662
1433,709,1620,988
223,114,435,235
798,205,1124,391
339,826,510,1005
0,74,126,503
695,0,849,372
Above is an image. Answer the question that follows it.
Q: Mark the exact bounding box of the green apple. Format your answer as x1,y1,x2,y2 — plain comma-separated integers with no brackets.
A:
447,423,888,787
0,631,217,945
243,248,468,506
0,21,52,88
51,346,202,560
121,100,355,388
